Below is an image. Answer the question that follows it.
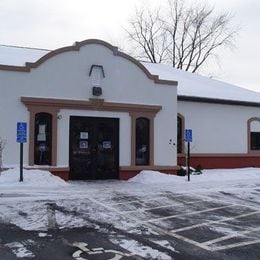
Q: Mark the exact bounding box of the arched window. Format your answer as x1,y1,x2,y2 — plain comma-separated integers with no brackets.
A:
177,114,184,154
136,117,150,165
248,118,260,151
34,113,52,165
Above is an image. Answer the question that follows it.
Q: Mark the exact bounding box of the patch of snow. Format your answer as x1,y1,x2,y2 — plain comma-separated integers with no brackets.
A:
111,238,171,260
129,168,260,185
152,240,178,253
38,232,49,238
0,45,49,66
142,62,260,103
0,168,69,188
5,241,35,258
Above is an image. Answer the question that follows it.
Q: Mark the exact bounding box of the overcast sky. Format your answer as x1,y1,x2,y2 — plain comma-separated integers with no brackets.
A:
0,0,259,92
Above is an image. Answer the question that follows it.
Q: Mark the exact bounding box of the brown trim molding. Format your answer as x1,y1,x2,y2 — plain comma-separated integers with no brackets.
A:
26,106,59,166
130,112,155,166
0,39,177,86
178,95,260,108
178,153,260,157
21,97,162,114
120,165,180,171
177,113,185,154
247,117,260,154
21,97,162,167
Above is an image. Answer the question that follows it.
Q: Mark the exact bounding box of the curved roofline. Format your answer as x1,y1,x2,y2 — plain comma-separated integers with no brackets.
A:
0,39,177,86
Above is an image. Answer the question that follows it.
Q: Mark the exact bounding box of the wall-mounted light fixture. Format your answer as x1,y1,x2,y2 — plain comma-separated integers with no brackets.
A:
89,65,105,97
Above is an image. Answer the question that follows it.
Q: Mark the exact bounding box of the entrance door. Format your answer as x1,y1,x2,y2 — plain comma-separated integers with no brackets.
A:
69,116,119,180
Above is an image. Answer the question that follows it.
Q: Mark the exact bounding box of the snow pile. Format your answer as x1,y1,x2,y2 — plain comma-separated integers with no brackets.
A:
129,168,260,184
128,170,183,184
0,168,68,187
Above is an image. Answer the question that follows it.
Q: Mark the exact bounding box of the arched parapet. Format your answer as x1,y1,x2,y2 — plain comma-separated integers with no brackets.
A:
0,39,177,86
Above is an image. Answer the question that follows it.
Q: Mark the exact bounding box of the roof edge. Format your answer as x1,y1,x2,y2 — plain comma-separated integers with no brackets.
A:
178,95,260,107
0,39,177,86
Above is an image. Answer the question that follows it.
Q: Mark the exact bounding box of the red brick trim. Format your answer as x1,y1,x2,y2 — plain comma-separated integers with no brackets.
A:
178,154,260,169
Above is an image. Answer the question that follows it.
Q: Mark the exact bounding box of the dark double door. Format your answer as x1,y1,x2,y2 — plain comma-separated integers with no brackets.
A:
69,116,119,180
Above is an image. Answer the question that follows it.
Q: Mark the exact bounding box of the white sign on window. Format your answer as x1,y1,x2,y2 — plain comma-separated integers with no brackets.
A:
80,132,88,139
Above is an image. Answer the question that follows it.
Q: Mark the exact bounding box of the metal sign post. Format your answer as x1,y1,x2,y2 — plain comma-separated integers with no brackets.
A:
185,129,192,182
16,122,27,182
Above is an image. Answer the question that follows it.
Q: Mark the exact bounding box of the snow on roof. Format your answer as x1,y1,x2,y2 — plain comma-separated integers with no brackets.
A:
0,44,49,66
1,44,260,104
142,62,260,104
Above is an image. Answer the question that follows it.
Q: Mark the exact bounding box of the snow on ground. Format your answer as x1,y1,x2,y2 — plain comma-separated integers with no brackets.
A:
0,168,68,188
128,168,260,193
129,168,260,184
0,167,259,259
5,240,35,258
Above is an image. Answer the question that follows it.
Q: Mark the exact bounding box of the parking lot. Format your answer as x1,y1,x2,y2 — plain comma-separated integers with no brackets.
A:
96,189,260,253
1,172,260,259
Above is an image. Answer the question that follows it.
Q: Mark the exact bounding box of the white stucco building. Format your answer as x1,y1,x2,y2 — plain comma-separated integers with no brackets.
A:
0,40,178,180
1,39,260,180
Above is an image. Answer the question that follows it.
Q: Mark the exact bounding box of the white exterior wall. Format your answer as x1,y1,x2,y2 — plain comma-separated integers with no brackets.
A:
178,101,260,154
0,43,177,167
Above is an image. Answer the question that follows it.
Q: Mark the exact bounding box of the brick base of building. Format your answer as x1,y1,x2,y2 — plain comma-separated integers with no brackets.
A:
178,154,260,169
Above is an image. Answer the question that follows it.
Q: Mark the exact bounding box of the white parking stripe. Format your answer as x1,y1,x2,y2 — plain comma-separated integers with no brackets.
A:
171,211,260,233
202,227,260,246
212,239,260,251
144,204,235,223
194,193,260,211
121,199,204,213
90,195,260,253
107,194,187,206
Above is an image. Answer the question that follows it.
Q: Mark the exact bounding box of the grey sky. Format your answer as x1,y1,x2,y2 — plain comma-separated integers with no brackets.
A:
0,0,259,91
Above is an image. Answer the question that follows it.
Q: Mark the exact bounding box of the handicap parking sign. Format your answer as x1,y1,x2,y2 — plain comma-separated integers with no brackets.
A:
16,122,27,143
185,129,192,142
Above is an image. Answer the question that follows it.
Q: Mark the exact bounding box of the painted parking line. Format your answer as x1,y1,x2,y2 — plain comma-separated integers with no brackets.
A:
202,227,260,246
90,195,260,253
194,193,260,211
107,194,187,206
171,210,260,233
144,204,235,223
121,199,204,214
212,239,260,251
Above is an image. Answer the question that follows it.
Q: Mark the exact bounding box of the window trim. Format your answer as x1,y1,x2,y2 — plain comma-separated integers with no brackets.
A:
34,112,53,165
135,117,150,166
28,106,59,166
22,97,161,167
130,112,155,166
177,113,185,155
248,117,260,153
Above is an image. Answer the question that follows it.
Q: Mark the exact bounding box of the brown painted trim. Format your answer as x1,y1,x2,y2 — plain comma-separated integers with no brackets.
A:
120,165,180,171
178,95,260,108
21,97,162,114
24,166,69,171
25,106,59,166
22,97,161,167
178,153,260,157
247,117,260,154
177,113,185,154
130,112,156,166
0,39,177,86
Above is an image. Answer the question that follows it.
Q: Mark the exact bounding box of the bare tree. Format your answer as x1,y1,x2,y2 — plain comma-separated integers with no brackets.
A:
125,0,237,73
0,137,6,173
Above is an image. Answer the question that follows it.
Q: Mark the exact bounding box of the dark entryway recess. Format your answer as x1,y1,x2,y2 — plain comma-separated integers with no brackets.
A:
69,116,119,180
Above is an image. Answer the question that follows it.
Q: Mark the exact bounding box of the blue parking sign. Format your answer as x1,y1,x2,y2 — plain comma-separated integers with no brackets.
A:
16,122,27,143
185,129,192,142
